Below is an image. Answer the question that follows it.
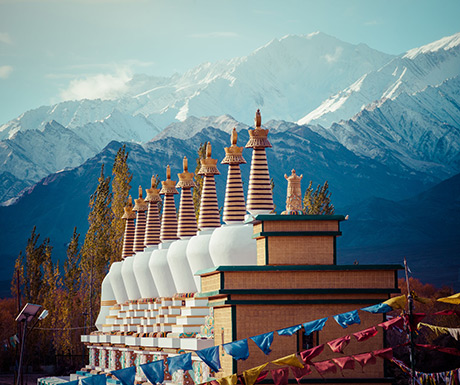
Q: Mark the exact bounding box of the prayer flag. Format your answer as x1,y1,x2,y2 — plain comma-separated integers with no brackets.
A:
250,332,274,355
112,366,136,385
378,316,403,330
353,326,378,342
277,324,302,336
242,363,268,385
271,367,289,385
291,365,312,383
327,335,350,353
223,339,250,361
168,353,193,374
140,359,164,384
437,293,460,305
383,295,407,310
196,345,221,373
66,381,79,385
302,318,327,335
352,352,376,368
373,347,393,360
361,303,392,314
332,356,355,371
333,310,360,328
313,360,337,376
300,344,324,363
81,374,107,385
271,354,304,368
217,374,237,385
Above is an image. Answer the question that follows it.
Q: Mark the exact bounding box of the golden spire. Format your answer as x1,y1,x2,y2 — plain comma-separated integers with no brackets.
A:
176,156,196,189
133,185,148,212
122,195,136,219
282,169,304,214
198,142,220,176
160,165,178,195
145,175,162,203
222,128,246,165
245,109,272,149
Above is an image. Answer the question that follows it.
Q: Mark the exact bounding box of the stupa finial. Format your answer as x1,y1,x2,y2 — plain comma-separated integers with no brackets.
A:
282,169,304,215
206,142,212,158
231,128,238,145
255,109,262,128
138,185,143,199
183,156,188,172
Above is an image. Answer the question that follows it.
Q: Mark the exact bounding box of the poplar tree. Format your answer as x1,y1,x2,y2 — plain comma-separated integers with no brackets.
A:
80,164,113,328
110,145,132,264
193,143,207,220
303,180,335,215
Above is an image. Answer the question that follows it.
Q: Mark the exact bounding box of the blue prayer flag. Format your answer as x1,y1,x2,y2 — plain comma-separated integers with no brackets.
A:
140,360,164,384
277,324,302,336
81,374,107,385
66,380,79,385
302,317,328,335
250,331,274,355
112,366,136,385
223,339,250,361
168,353,193,374
361,303,393,314
196,345,221,372
333,310,361,328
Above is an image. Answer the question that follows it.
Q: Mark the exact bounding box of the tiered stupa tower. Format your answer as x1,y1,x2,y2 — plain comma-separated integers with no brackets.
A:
245,109,274,215
282,169,303,215
144,176,162,247
149,166,179,297
197,142,221,229
176,157,198,237
159,165,179,242
121,196,136,259
166,157,199,293
221,128,246,223
133,186,148,252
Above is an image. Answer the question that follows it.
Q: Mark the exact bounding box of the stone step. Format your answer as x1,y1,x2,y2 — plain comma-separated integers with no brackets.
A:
171,325,202,334
176,315,206,325
181,307,210,316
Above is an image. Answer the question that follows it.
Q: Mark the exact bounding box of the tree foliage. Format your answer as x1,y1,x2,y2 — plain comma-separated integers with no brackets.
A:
80,164,113,328
303,180,335,215
193,143,207,220
110,145,132,264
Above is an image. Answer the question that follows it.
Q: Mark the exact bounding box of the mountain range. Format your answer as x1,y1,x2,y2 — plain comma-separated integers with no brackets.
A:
0,31,459,295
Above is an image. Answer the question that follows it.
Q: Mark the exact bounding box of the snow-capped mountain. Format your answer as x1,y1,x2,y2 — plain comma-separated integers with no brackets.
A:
306,76,460,178
298,32,460,127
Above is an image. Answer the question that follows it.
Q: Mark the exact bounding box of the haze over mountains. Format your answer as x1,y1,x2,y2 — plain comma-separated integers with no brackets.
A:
0,31,459,295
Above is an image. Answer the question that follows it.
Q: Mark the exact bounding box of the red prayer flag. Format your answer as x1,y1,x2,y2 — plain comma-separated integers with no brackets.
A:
332,356,355,371
290,364,312,383
404,313,426,331
313,360,337,376
378,316,403,330
300,344,325,363
353,326,378,342
415,344,460,357
434,310,460,317
373,347,393,360
352,352,376,368
270,368,289,385
327,335,351,353
255,371,268,384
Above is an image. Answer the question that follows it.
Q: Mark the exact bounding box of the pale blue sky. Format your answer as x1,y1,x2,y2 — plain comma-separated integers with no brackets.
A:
1,0,459,124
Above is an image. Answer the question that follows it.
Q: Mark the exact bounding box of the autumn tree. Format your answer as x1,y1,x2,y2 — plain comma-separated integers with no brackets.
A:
110,145,132,264
193,143,207,220
303,180,335,215
80,164,113,328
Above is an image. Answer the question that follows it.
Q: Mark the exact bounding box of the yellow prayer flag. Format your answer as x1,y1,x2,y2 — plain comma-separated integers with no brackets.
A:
217,374,237,385
271,353,304,368
437,293,460,305
383,294,407,310
413,294,432,305
242,363,268,385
